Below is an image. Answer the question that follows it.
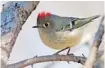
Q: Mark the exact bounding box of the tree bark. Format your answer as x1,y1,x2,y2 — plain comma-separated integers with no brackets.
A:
1,1,39,68
7,54,86,68
84,16,104,68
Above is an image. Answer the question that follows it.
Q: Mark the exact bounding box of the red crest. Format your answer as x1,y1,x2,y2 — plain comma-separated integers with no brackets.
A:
38,12,51,19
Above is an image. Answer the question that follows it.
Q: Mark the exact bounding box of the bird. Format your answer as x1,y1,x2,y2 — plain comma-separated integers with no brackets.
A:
32,12,100,52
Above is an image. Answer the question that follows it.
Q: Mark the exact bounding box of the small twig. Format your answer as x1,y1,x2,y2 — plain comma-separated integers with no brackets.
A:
7,54,86,68
84,16,104,68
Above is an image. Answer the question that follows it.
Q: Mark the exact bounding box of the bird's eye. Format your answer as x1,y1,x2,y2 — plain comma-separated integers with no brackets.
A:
43,22,49,28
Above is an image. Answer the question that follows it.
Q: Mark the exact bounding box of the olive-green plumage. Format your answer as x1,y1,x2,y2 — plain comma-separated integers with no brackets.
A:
33,12,100,49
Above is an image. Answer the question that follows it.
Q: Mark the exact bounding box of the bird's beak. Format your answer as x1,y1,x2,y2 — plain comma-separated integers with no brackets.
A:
32,25,43,28
32,26,39,28
71,15,100,30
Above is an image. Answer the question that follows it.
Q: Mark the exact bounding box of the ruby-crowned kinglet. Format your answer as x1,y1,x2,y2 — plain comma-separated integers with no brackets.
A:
33,12,100,50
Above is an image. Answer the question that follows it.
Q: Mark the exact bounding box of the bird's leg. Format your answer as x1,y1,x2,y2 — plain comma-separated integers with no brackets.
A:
53,47,72,64
67,48,70,55
54,47,70,55
66,48,71,64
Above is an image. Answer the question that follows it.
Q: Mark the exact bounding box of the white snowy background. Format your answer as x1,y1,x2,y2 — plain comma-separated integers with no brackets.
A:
1,1,104,68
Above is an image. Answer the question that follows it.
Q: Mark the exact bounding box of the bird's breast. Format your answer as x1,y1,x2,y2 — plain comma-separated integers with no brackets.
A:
39,29,83,50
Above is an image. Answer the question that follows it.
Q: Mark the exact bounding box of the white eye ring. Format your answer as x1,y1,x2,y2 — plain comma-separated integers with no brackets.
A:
43,22,50,28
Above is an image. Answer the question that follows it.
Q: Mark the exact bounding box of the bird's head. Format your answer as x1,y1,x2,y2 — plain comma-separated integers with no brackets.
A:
33,11,100,34
33,12,55,33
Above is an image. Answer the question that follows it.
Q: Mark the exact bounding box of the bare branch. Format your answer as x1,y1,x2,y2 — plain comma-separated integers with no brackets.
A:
1,2,104,68
84,16,104,68
7,54,86,68
1,1,39,68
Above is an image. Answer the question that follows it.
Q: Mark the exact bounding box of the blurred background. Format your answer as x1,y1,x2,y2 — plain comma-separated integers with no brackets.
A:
1,1,104,68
